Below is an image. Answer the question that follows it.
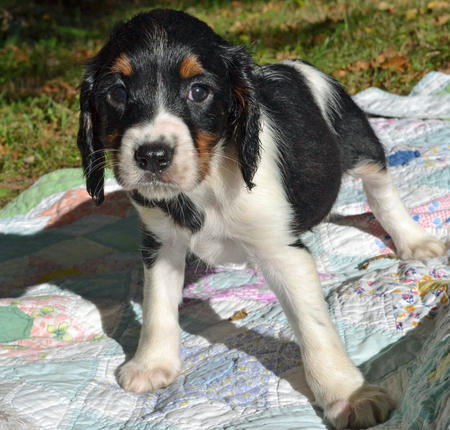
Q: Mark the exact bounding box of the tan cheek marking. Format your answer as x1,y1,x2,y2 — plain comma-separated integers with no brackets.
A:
112,53,132,76
180,55,203,79
107,131,119,147
196,130,218,179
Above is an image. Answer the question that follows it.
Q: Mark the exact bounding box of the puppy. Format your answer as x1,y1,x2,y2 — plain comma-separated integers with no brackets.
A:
77,9,446,429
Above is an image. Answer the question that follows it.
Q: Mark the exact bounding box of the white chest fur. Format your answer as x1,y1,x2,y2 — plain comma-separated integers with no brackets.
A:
135,115,297,265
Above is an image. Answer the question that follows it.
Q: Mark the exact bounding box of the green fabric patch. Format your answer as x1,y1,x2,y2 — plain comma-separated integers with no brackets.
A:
0,168,114,219
0,306,33,342
437,84,450,95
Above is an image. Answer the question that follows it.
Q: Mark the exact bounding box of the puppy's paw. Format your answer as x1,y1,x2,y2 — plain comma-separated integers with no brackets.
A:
324,384,395,429
118,358,180,393
397,235,447,260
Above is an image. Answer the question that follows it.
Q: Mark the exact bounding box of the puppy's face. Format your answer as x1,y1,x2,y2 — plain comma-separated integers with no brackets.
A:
100,44,230,199
78,10,260,204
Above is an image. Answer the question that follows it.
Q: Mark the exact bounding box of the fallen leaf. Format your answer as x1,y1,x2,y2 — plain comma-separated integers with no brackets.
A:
376,48,397,65
405,9,418,20
377,1,396,13
380,54,409,71
427,1,449,10
13,47,30,63
228,308,248,321
381,49,398,58
438,64,450,74
355,60,370,70
313,33,325,44
46,57,60,68
262,2,283,12
43,79,77,100
0,144,10,155
418,280,448,297
230,21,244,32
60,81,77,99
24,155,36,164
435,14,450,25
358,254,398,270
333,68,347,78
73,48,97,62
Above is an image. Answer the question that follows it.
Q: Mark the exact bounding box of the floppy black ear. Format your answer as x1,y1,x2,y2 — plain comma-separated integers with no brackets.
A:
222,45,260,190
77,65,105,206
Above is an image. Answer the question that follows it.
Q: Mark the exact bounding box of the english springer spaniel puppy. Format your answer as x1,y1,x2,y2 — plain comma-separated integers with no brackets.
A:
77,9,446,429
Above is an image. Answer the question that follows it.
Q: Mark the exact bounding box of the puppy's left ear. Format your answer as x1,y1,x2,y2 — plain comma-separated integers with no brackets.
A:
77,63,105,206
222,45,260,190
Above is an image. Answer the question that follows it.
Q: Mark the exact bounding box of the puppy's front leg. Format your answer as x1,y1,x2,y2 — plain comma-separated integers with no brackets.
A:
255,245,394,429
118,233,186,394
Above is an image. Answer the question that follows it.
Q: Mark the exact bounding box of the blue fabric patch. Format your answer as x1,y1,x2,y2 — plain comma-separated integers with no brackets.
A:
388,150,420,166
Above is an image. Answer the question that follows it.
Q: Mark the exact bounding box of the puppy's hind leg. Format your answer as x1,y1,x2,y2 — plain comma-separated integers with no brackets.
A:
254,245,394,429
352,162,447,259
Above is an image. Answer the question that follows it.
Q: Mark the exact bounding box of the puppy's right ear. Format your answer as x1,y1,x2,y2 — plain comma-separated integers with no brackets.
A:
77,64,105,206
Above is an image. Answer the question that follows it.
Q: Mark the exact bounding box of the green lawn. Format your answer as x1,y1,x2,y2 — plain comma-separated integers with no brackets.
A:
1,0,449,207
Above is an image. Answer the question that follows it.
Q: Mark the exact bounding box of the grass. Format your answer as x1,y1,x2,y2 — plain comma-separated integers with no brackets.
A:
1,0,449,207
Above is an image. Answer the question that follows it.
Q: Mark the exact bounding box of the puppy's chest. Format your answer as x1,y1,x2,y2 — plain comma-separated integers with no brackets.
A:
191,203,233,244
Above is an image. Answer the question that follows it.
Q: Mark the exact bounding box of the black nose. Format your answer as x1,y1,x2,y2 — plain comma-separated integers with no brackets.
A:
134,143,174,172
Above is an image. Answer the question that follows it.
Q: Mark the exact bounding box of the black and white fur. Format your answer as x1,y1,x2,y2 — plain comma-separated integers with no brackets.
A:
77,9,447,429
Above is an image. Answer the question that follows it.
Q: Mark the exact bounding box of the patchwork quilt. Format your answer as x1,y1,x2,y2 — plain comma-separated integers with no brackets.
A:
0,72,449,429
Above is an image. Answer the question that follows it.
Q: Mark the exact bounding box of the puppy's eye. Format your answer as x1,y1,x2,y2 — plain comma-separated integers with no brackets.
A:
108,87,127,106
188,84,210,102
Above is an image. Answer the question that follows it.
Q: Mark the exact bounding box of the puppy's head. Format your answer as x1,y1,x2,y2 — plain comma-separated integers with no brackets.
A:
77,9,260,205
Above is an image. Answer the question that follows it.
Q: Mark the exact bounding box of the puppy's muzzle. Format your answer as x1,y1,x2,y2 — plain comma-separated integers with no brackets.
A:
134,143,174,173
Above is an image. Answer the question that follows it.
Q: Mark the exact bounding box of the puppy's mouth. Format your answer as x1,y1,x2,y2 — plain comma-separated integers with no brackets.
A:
137,170,181,189
131,169,185,200
141,171,177,186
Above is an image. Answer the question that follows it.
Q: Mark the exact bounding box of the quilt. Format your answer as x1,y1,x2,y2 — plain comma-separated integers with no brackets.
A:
0,72,449,430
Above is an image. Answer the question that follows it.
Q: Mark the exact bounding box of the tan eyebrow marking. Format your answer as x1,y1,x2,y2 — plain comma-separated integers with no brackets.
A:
180,54,203,79
112,53,132,76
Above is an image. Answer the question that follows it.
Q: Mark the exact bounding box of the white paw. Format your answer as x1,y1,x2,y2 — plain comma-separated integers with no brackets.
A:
397,235,447,260
324,384,395,429
118,357,180,393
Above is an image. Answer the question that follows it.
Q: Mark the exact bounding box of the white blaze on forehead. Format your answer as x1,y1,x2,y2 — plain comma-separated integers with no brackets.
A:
122,111,192,148
281,60,341,129
150,111,191,143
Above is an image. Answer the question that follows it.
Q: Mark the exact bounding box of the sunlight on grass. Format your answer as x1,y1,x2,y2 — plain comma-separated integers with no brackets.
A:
0,0,449,206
